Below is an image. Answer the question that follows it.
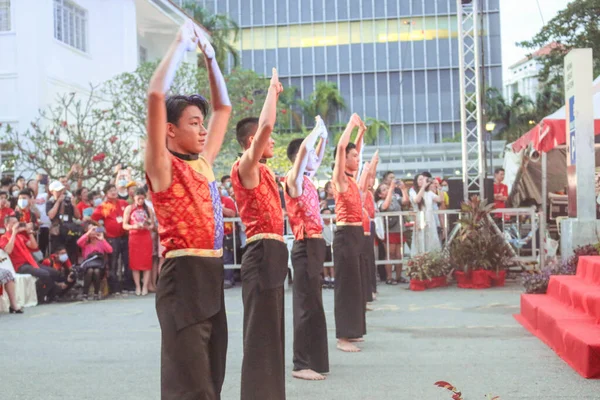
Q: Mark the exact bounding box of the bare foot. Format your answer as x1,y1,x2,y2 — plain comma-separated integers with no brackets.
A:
292,369,326,381
337,339,361,352
366,304,374,311
348,338,364,343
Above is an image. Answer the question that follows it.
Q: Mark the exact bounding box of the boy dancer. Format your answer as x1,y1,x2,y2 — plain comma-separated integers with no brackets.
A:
231,69,289,399
284,117,329,381
332,113,367,352
145,21,231,399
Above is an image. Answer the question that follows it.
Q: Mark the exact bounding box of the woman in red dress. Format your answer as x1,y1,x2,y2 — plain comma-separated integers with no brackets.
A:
123,189,155,296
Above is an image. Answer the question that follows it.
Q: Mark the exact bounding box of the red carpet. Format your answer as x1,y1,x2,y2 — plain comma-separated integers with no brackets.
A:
514,256,600,378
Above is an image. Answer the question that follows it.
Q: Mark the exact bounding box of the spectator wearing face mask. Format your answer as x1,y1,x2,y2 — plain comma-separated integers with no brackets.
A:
0,191,15,235
40,245,77,298
15,190,40,228
9,184,20,209
78,223,113,300
221,175,232,191
47,181,82,261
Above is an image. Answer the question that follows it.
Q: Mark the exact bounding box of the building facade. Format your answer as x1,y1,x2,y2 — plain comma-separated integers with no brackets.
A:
190,0,502,148
0,0,197,175
504,42,558,102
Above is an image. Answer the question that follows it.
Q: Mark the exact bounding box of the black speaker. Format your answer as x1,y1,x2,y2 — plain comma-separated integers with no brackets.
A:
447,177,494,209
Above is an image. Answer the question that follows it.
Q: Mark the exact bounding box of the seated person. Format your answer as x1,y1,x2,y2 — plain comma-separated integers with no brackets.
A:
0,265,24,314
40,245,77,299
0,191,15,235
0,215,57,303
77,223,113,300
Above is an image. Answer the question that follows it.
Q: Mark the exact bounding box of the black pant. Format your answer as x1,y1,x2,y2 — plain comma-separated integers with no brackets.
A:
39,266,75,297
38,227,50,257
18,264,57,302
83,268,103,295
107,236,133,292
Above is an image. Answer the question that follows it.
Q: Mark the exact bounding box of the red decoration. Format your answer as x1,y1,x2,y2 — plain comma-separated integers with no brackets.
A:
68,144,75,149
61,121,67,127
87,169,93,175
92,153,106,162
409,279,427,291
49,129,54,135
57,140,65,146
133,149,139,155
281,109,287,114
109,136,118,144
115,121,120,126
29,154,36,159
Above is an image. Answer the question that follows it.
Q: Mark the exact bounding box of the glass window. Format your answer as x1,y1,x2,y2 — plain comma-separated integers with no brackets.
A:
288,1,299,23
364,73,376,118
276,0,286,23
229,0,240,24
264,27,277,49
54,0,88,52
241,0,251,25
413,41,425,69
424,0,436,14
376,72,389,121
411,0,423,15
338,0,349,20
314,47,326,74
416,124,429,144
314,0,324,21
438,0,449,14
241,50,254,70
290,48,301,75
350,43,362,72
489,35,502,65
351,75,365,116
363,43,375,72
326,46,337,73
302,76,314,101
349,0,360,19
278,49,289,75
0,0,11,31
254,50,266,76
302,47,313,74
399,0,411,16
362,0,373,19
264,0,275,25
325,1,335,20
427,70,440,122
400,41,412,69
388,42,400,70
438,39,450,68
252,0,263,24
390,125,401,145
403,125,415,145
338,45,350,73
388,72,401,124
300,0,311,22
426,40,438,68
402,73,414,123
375,43,387,71
266,49,277,72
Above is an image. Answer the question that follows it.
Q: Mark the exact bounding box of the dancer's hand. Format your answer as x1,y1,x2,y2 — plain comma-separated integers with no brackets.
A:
176,20,199,52
194,25,215,59
350,113,362,127
270,68,283,95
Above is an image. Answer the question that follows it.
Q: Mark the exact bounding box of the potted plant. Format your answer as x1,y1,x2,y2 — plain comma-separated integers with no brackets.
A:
448,196,513,289
407,251,449,291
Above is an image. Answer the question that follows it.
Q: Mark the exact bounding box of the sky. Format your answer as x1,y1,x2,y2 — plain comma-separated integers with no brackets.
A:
500,0,569,80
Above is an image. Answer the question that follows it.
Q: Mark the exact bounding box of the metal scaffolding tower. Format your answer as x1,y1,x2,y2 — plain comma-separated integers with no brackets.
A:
457,0,485,200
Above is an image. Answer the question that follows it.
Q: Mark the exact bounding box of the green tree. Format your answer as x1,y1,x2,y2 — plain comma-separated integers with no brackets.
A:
482,88,537,142
364,117,391,145
184,2,241,71
518,0,600,85
534,84,564,120
300,81,346,127
3,87,137,187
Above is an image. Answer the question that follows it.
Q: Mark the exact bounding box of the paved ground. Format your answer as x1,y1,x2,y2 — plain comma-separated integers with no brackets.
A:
2,279,599,399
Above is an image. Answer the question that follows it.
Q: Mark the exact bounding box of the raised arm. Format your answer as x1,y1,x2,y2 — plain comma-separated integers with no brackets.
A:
311,117,329,176
353,119,367,179
333,113,361,192
240,69,283,173
358,161,371,193
197,28,232,165
286,116,327,198
146,21,198,192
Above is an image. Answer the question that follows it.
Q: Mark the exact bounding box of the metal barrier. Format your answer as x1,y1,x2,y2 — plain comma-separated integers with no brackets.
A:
223,207,544,270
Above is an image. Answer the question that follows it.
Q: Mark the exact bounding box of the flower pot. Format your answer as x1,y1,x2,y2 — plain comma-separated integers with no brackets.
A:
488,270,507,287
454,271,473,288
471,269,492,289
409,279,427,291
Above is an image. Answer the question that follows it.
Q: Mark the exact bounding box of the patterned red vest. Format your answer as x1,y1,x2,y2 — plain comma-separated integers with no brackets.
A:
231,160,284,240
284,175,323,241
333,176,363,224
148,155,223,256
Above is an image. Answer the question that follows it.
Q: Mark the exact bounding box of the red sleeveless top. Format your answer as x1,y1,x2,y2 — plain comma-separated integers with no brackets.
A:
284,175,323,241
364,190,375,219
362,208,371,234
148,155,223,256
333,176,362,224
231,160,284,241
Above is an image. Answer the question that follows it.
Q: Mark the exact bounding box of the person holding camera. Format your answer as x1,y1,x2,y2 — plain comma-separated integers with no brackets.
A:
409,173,442,256
40,245,77,299
77,223,113,300
122,188,155,296
46,181,82,262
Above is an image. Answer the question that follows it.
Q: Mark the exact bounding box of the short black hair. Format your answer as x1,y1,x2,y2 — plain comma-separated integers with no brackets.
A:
166,95,210,126
383,171,394,180
135,188,147,197
421,171,432,178
1,176,13,187
75,187,88,197
332,142,357,160
221,175,231,183
16,175,25,182
58,175,67,180
53,245,67,253
495,168,505,175
287,138,304,163
89,191,100,198
18,190,32,198
4,214,17,225
103,183,116,194
236,117,259,148
0,191,7,198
